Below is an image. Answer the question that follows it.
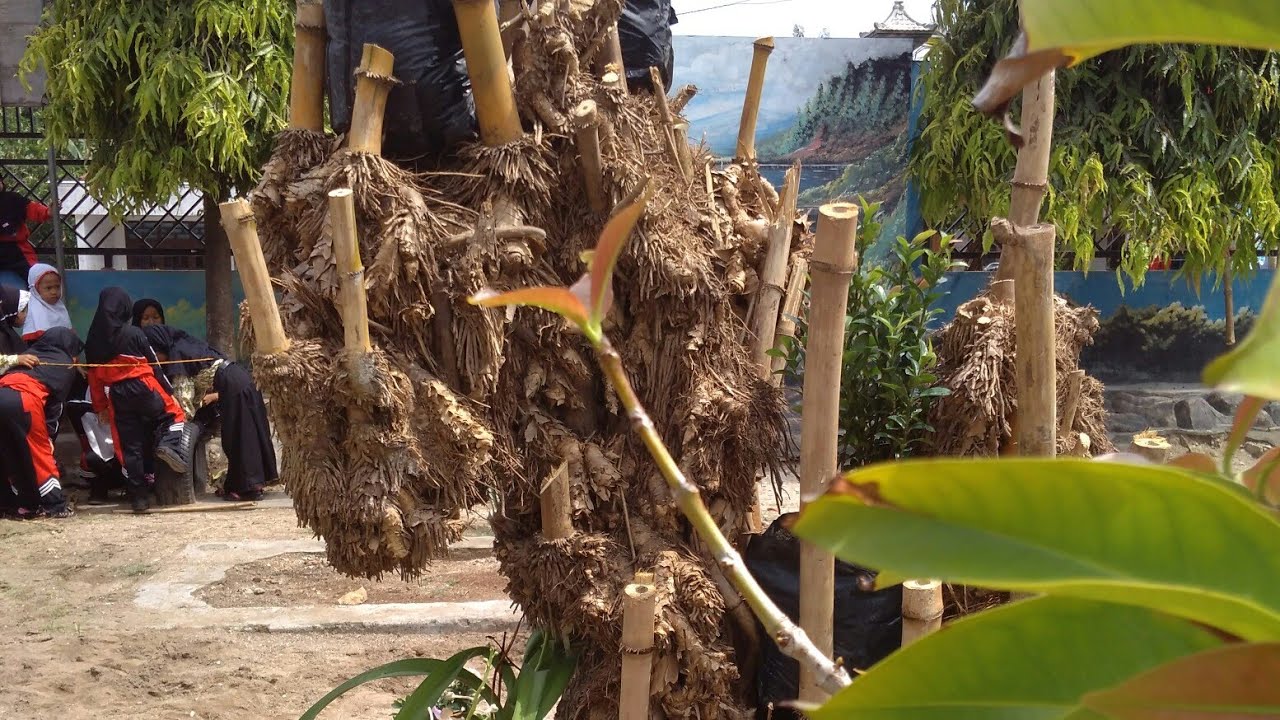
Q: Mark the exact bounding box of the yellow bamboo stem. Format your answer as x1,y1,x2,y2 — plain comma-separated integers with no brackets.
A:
619,571,657,720
328,188,371,355
750,164,800,375
573,100,607,214
348,44,396,155
596,23,628,93
901,579,944,646
649,67,688,180
220,200,288,355
799,203,859,703
994,218,1057,457
772,257,810,378
996,71,1055,286
735,37,775,162
454,0,524,146
540,459,574,540
289,0,327,131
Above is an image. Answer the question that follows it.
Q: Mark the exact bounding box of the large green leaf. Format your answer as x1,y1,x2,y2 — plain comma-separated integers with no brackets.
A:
810,596,1223,720
1204,272,1280,402
395,647,494,720
300,654,495,720
1082,643,1280,719
793,458,1280,640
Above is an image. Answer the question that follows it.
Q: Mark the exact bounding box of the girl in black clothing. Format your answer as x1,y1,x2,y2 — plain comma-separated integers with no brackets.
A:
144,324,278,501
86,288,190,513
0,327,83,518
132,298,166,328
0,286,37,372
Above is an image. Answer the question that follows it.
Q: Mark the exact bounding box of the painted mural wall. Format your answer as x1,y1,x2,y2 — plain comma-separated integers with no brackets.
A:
59,270,244,343
673,36,915,249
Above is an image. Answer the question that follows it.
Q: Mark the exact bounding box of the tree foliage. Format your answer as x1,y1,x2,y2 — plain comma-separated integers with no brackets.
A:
21,0,294,210
912,0,1280,283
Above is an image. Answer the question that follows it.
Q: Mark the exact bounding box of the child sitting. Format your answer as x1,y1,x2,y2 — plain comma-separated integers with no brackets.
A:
0,286,37,372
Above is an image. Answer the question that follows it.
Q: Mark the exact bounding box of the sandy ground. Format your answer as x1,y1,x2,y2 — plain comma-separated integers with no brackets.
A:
0,500,515,720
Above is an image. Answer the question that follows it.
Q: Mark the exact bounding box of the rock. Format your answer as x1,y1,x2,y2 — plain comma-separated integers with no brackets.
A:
1205,391,1244,416
1106,412,1151,435
338,587,368,606
1174,398,1228,431
1266,402,1280,427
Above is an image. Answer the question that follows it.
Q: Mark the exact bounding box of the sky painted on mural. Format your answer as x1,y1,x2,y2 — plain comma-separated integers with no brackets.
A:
671,0,935,39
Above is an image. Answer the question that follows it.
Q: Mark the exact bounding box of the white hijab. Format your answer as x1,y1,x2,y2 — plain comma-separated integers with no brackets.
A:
22,263,72,336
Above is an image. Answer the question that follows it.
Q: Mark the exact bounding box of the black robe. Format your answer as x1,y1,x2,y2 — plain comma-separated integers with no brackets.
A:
0,285,26,356
5,327,83,431
143,324,278,493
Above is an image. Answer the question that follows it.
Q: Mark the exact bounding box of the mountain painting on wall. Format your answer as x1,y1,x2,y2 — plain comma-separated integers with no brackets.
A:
673,36,914,251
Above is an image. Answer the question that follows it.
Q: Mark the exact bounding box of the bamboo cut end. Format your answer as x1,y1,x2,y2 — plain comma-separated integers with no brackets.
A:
902,579,943,621
572,99,599,126
218,199,254,230
754,36,776,52
328,188,354,200
295,0,325,28
358,44,396,77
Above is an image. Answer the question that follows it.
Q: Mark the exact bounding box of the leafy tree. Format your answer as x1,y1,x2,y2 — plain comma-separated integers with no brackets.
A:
911,0,1280,283
21,0,295,351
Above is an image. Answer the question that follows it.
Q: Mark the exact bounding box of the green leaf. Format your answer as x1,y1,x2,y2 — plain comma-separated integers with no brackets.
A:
810,596,1223,720
1204,273,1280,402
1082,643,1280,719
300,654,492,720
395,647,493,720
469,287,591,334
586,179,651,327
793,458,1280,640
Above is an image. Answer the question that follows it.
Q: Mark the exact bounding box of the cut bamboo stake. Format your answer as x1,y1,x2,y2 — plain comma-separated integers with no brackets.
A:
994,218,1057,457
750,164,801,375
620,571,657,720
289,0,327,131
595,24,627,94
671,84,698,114
540,459,574,540
454,0,524,146
798,203,859,704
220,200,288,356
735,37,775,162
772,257,810,378
995,71,1056,286
1129,433,1172,464
573,100,607,213
649,67,688,181
901,579,943,646
673,121,695,180
348,45,396,155
329,188,371,357
1058,369,1085,440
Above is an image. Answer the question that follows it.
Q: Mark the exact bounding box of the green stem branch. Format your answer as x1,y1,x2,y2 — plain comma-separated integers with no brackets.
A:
594,336,852,696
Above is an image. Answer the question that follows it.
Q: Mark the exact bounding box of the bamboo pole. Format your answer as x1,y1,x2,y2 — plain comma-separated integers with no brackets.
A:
328,189,371,356
798,203,859,703
1058,368,1085,440
348,45,396,155
772,257,810,378
750,165,801,375
735,37,775,162
220,200,287,355
995,71,1056,285
994,218,1057,457
649,67,688,180
673,121,695,180
671,84,698,115
1225,245,1237,346
595,24,627,93
572,100,607,213
289,0,327,132
620,571,657,720
454,0,523,146
901,579,943,646
540,459,574,540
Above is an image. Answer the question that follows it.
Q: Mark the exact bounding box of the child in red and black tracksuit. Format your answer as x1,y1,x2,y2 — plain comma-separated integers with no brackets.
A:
85,287,191,513
0,327,83,518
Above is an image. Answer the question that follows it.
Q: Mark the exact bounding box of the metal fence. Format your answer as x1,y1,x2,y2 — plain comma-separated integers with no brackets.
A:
0,106,207,271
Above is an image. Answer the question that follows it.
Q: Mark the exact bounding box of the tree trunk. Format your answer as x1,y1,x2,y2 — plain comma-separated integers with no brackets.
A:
204,190,235,356
1224,247,1236,346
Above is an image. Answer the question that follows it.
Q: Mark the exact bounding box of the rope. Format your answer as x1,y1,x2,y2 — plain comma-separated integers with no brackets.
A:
32,357,223,369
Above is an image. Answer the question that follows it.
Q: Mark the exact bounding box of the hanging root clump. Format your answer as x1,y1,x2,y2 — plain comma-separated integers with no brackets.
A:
929,290,1115,457
244,1,798,716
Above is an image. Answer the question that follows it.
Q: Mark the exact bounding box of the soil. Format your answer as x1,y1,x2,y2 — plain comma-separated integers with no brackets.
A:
0,499,517,720
197,548,507,608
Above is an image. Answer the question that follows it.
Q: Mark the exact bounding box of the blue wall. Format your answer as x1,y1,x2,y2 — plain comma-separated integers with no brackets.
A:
934,269,1276,325
61,270,244,342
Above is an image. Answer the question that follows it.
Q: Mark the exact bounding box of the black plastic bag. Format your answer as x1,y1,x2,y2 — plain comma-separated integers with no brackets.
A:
325,0,477,161
745,513,902,719
618,0,677,91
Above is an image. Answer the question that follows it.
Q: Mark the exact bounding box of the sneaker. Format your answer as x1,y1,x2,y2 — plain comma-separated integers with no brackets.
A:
130,495,150,514
44,505,74,519
155,445,188,474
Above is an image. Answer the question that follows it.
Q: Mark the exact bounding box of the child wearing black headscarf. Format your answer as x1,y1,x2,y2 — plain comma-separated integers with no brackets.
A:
131,298,166,328
0,327,83,518
0,286,37,373
144,324,278,500
85,287,191,512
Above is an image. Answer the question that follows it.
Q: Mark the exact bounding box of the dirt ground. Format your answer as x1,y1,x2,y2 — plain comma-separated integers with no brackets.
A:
0,496,515,720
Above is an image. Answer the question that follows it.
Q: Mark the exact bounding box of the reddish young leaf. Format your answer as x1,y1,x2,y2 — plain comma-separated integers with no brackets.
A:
1244,447,1280,506
1083,643,1280,719
587,179,651,325
469,286,590,330
1224,396,1267,473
